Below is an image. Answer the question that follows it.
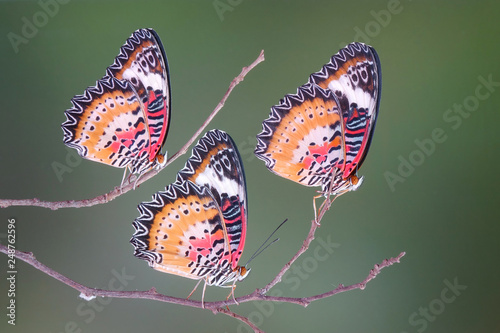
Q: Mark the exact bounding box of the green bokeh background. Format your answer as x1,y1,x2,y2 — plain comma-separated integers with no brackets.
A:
1,1,499,332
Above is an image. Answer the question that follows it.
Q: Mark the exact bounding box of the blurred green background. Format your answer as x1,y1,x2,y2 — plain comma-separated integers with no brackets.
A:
1,0,499,332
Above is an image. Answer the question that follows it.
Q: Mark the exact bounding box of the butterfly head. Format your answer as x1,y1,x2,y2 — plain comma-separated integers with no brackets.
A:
350,175,364,191
154,153,167,170
237,266,251,281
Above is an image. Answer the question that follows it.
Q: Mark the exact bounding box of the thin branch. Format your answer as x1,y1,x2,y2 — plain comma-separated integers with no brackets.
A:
0,50,265,211
256,193,333,294
257,217,318,295
214,308,264,333
0,173,404,333
166,49,265,163
0,241,404,333
299,251,406,305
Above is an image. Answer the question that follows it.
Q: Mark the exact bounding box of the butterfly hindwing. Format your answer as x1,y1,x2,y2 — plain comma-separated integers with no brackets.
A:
62,76,154,172
176,130,247,269
131,180,233,281
255,83,345,189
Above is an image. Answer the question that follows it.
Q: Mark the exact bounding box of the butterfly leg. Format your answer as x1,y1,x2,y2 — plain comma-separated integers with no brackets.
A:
120,167,130,192
226,281,239,305
120,167,140,191
317,187,353,223
132,172,143,190
187,279,202,300
201,278,208,309
222,282,238,311
314,172,357,223
313,194,324,225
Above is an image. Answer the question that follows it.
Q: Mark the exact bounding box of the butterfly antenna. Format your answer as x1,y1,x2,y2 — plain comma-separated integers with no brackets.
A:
245,238,280,266
244,219,288,267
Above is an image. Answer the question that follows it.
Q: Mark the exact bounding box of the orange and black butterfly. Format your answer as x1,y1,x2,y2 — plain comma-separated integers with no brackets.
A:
130,130,248,304
62,28,171,180
255,42,381,217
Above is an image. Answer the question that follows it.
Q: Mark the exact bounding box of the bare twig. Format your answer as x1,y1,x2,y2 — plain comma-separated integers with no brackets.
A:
214,308,265,333
0,242,404,333
258,217,318,295
0,50,265,211
166,49,265,163
1,190,406,333
257,193,333,294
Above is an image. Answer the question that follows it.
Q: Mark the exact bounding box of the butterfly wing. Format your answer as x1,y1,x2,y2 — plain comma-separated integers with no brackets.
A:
255,83,345,189
176,129,247,270
131,181,232,281
62,28,170,174
309,42,381,178
107,28,171,164
62,76,155,172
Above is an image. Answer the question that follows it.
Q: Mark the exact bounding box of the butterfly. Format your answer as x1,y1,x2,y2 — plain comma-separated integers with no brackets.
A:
254,42,381,219
61,28,171,183
130,129,248,306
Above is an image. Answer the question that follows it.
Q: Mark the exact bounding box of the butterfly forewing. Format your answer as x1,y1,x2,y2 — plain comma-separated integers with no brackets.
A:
309,42,381,177
176,130,247,269
107,28,171,161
